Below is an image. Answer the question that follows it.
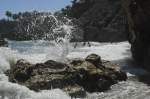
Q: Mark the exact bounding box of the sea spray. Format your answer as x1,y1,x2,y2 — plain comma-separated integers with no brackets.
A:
16,12,78,62
0,47,19,73
0,12,81,99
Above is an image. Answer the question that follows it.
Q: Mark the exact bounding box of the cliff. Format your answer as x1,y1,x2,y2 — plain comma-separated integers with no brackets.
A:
121,0,150,69
62,0,128,42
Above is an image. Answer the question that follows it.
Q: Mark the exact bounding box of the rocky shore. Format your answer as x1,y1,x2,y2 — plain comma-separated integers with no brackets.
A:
5,54,127,98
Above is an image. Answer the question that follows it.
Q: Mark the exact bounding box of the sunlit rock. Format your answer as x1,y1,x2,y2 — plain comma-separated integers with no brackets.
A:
6,54,127,98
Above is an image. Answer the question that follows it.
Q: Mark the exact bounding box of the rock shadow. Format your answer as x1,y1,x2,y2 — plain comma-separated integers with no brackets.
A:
111,48,150,86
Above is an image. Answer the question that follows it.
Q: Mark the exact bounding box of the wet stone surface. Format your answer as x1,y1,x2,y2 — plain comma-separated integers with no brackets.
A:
5,53,127,98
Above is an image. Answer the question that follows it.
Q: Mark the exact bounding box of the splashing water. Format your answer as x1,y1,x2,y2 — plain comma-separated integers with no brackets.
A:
2,12,150,99
2,39,150,99
0,13,77,99
16,12,76,62
47,19,74,61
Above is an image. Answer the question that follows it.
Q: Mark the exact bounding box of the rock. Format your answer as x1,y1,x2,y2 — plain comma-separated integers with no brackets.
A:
121,0,150,69
69,56,127,92
44,60,67,69
8,59,33,82
85,53,102,67
6,54,127,97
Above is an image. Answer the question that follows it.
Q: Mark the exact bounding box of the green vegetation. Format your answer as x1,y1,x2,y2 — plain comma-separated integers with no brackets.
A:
0,0,127,42
61,0,94,18
0,11,66,40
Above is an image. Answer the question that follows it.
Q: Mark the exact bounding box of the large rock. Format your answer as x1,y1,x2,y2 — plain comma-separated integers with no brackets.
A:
121,0,150,69
6,54,127,97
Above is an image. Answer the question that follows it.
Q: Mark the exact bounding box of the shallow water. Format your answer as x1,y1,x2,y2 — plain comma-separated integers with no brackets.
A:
0,40,150,99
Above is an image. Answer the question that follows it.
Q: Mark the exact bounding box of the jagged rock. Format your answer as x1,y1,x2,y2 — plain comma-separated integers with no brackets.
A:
121,0,150,69
8,59,33,82
69,54,127,92
6,54,127,97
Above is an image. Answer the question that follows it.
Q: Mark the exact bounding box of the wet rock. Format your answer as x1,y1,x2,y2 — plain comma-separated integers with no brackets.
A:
44,60,67,69
69,55,127,92
85,53,102,67
7,59,33,82
6,54,127,97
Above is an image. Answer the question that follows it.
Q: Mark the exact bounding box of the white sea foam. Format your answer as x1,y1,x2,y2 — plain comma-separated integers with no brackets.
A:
0,12,149,99
0,40,72,99
0,47,18,73
0,81,70,99
1,40,150,99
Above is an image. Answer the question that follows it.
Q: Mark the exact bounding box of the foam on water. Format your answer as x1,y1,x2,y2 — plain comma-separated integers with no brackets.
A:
0,48,70,99
0,47,18,73
0,45,72,98
7,39,72,63
86,80,150,99
0,14,75,99
68,41,150,99
1,41,150,99
0,46,71,99
0,81,70,99
16,12,77,62
1,13,150,98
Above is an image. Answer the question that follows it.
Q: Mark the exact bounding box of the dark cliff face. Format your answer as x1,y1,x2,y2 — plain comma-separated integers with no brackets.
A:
122,0,150,69
80,0,128,42
64,0,128,42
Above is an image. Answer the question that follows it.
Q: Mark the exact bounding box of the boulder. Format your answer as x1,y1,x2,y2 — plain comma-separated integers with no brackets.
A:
6,54,127,97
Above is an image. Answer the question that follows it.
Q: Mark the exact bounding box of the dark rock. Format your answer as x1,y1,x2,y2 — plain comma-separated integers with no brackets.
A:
122,0,150,69
6,54,127,97
85,53,102,67
69,56,127,92
63,0,128,42
44,60,67,69
9,59,33,82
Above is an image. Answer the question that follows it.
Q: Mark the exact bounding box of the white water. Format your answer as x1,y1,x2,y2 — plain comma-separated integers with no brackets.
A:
1,12,150,99
0,40,72,99
1,41,150,99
